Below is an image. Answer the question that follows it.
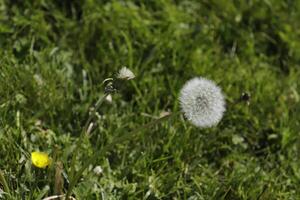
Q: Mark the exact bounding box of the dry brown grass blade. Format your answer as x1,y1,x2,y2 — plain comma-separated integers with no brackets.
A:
54,161,64,196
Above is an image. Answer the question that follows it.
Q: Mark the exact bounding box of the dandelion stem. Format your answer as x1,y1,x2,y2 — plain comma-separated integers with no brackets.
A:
65,112,179,199
83,93,108,133
68,93,108,196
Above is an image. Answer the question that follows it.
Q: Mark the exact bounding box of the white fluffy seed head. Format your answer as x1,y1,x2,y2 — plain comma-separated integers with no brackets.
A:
179,77,226,128
93,166,103,175
117,66,135,80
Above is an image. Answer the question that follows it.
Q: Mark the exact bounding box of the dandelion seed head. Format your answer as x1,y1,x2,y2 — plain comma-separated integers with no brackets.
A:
117,66,135,80
179,77,226,128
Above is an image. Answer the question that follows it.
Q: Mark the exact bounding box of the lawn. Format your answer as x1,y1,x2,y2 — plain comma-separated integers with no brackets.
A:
0,0,300,199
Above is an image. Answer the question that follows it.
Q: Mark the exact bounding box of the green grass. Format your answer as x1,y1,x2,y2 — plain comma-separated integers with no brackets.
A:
0,0,300,199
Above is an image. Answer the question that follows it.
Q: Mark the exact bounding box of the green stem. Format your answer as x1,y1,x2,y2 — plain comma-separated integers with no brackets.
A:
68,94,108,195
83,93,109,133
65,112,179,199
0,170,10,194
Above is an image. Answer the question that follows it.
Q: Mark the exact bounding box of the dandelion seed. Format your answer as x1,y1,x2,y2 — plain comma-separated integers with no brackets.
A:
93,166,103,175
117,66,135,80
86,122,94,135
33,74,44,86
31,152,51,168
179,77,225,128
0,188,3,198
105,94,113,103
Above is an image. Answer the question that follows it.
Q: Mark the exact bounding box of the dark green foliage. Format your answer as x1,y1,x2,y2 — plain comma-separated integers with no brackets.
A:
0,0,299,199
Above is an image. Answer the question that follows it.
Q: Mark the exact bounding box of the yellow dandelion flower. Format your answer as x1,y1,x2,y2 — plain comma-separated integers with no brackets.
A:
31,152,51,168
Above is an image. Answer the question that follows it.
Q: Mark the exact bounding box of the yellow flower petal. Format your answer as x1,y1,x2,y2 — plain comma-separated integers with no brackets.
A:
31,152,51,168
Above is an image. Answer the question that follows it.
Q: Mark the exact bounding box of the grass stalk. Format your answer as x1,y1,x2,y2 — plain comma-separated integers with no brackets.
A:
68,93,108,194
0,170,10,194
65,112,180,199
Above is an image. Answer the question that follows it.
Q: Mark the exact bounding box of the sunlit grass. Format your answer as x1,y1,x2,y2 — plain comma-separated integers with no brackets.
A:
0,0,299,199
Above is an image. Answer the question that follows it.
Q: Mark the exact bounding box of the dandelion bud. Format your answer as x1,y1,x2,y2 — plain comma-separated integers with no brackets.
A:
240,92,251,105
179,77,226,128
104,82,116,94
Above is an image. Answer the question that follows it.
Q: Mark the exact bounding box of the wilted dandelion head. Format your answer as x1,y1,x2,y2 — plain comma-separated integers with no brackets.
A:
179,77,225,128
117,66,135,80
